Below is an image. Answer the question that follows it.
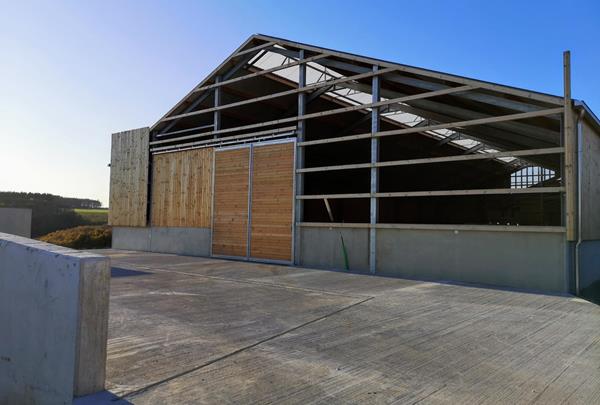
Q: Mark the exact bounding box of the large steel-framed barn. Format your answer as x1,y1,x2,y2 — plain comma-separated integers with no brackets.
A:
109,34,600,295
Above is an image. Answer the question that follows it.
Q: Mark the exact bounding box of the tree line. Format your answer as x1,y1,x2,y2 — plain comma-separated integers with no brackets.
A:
0,192,104,237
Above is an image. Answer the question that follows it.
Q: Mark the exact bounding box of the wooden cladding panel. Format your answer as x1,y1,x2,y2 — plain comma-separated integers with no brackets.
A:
212,148,250,257
108,128,149,227
151,148,213,228
250,143,294,261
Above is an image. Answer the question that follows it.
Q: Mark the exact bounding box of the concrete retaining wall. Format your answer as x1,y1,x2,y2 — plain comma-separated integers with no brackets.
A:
112,226,211,256
297,226,568,293
115,225,569,293
299,227,369,272
0,207,32,237
111,226,152,251
376,228,567,293
0,233,110,405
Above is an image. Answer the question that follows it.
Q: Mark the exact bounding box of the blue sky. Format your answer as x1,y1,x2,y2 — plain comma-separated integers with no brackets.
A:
1,0,598,206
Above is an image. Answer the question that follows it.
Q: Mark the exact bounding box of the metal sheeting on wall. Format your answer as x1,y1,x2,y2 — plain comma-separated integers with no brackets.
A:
108,128,149,227
151,148,214,228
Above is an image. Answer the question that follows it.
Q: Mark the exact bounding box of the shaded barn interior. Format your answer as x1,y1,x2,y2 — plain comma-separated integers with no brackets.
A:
150,37,564,228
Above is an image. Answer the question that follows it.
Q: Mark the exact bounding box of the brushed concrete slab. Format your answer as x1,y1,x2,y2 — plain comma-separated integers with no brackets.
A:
81,250,600,404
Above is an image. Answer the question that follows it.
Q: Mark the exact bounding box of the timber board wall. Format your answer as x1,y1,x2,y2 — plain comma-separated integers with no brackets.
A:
108,128,149,227
212,148,250,257
581,118,600,240
250,142,294,261
151,148,213,228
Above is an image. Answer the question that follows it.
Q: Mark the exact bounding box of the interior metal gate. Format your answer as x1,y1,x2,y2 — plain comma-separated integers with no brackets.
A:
211,139,295,263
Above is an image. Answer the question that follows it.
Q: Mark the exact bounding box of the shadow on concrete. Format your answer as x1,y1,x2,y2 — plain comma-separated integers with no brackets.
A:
73,390,133,404
581,280,600,305
111,267,151,278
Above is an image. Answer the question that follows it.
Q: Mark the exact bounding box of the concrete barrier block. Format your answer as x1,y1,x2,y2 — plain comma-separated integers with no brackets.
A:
0,232,110,405
0,207,32,238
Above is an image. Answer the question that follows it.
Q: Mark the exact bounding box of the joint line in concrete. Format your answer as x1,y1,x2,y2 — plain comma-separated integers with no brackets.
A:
121,296,373,400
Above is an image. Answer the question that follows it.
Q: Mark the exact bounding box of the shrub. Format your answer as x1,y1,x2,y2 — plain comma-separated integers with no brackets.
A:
39,225,112,250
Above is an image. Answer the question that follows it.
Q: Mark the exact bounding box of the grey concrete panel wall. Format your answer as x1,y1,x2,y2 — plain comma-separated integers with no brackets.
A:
299,227,369,272
0,207,32,237
111,226,151,251
112,226,211,257
149,227,211,256
0,233,110,404
377,228,567,293
579,239,600,291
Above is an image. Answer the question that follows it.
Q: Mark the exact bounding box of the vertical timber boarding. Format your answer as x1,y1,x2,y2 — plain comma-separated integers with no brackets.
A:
211,147,251,257
150,148,213,228
211,140,296,262
250,142,295,262
108,127,149,227
294,50,306,264
563,51,576,241
369,66,380,274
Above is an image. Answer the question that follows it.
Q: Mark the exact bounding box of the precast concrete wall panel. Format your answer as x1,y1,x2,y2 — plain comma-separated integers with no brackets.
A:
111,226,151,251
149,227,211,256
376,228,567,293
0,233,110,404
0,207,32,237
299,227,369,272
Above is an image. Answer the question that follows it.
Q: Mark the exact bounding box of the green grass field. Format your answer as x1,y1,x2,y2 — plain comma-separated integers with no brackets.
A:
74,208,108,225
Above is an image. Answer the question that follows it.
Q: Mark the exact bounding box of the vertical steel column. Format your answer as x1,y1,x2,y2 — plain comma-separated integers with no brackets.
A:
214,75,222,138
370,66,380,274
294,50,306,265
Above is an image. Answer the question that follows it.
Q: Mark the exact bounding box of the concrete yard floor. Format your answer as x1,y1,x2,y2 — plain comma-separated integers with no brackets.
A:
78,250,600,404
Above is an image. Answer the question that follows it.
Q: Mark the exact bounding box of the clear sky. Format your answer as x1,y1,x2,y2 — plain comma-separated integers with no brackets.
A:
1,0,598,206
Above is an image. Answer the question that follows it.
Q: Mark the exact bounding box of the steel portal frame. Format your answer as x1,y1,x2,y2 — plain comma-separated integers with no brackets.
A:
145,34,584,273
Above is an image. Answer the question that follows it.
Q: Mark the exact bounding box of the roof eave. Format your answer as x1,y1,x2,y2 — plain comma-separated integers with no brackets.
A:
574,100,600,134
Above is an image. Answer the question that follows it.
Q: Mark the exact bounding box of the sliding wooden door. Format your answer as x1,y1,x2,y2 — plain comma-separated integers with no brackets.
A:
211,147,250,257
211,140,295,262
250,142,295,262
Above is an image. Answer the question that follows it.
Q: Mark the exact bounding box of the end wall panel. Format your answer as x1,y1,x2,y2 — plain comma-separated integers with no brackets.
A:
250,142,294,261
151,148,213,228
581,119,600,240
212,148,250,257
108,128,149,227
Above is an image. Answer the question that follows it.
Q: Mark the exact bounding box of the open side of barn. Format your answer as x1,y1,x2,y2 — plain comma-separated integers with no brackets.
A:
108,34,600,295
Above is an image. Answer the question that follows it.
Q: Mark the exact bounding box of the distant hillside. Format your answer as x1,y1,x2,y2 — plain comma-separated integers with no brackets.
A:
0,191,104,237
0,192,101,209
